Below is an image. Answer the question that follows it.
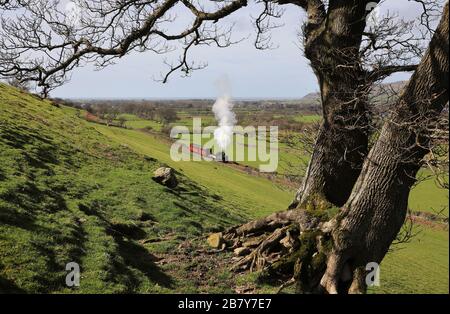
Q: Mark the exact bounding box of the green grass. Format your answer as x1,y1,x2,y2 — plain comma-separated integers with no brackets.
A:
117,113,139,120
369,227,449,294
174,115,216,128
0,83,448,294
125,119,162,131
293,114,322,123
95,118,449,294
169,127,309,176
244,226,449,294
116,114,163,131
0,83,243,293
409,169,449,216
172,120,449,212
138,112,448,214
95,126,293,217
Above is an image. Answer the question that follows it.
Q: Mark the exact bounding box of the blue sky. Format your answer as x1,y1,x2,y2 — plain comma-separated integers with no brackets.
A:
51,1,428,99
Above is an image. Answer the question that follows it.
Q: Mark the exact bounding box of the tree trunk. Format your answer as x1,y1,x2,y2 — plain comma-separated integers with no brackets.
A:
222,2,448,295
293,102,369,208
321,2,449,293
291,0,375,208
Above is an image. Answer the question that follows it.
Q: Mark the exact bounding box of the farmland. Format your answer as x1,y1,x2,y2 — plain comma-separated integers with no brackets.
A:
94,110,448,294
0,83,448,294
112,110,448,215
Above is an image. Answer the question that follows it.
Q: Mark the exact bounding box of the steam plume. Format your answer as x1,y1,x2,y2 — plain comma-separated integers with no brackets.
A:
213,95,236,150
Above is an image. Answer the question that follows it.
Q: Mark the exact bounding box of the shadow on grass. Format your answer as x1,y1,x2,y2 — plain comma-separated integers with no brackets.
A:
80,201,174,290
0,180,69,231
0,179,87,292
0,276,26,294
0,124,54,151
30,219,88,292
114,236,174,290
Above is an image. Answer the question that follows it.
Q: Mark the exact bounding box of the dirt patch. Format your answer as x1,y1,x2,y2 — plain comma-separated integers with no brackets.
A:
410,215,448,231
153,239,234,292
151,238,270,293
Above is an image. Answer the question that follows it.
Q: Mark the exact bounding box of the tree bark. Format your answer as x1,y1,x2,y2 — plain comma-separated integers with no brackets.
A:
320,2,449,294
291,0,377,208
223,2,448,295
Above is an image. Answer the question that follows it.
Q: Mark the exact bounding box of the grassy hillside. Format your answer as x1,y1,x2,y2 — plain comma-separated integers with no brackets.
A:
119,112,449,215
369,227,449,294
0,84,244,293
121,113,448,215
409,170,449,215
0,83,448,294
95,126,293,217
94,117,448,294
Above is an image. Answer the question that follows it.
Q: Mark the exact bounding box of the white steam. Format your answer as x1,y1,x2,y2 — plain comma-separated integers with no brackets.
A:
213,95,236,151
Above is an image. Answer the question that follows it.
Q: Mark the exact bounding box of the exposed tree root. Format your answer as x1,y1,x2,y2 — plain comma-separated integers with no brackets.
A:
220,208,340,293
224,210,297,238
231,226,291,272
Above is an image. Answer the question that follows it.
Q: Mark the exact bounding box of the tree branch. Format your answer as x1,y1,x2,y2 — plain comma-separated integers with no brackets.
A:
368,64,419,81
0,0,249,95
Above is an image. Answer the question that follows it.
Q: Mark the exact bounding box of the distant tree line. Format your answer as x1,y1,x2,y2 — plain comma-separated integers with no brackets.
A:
51,99,179,125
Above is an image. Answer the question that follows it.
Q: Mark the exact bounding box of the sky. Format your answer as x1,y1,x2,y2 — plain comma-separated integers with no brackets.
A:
50,1,432,99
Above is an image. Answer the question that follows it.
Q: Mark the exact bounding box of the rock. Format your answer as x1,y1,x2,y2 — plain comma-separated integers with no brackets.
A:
207,232,224,249
152,167,178,188
233,247,250,256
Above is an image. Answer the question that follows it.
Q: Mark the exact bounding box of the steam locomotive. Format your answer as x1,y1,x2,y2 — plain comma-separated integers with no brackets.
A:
188,144,228,162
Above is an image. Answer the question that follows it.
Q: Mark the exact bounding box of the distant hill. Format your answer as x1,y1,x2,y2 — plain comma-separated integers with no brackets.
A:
296,81,407,107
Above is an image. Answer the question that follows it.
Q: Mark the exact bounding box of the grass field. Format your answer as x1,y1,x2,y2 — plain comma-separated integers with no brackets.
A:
0,83,448,294
0,84,244,293
147,114,449,214
117,114,163,131
95,119,449,294
293,114,322,123
369,227,449,294
95,126,293,217
409,169,449,215
163,116,449,214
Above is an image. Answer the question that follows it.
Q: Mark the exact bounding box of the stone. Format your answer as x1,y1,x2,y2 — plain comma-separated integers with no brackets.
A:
152,167,178,188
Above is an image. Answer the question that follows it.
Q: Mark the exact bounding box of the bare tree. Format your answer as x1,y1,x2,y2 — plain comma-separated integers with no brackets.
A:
288,0,445,209
118,115,127,128
223,2,448,294
157,107,178,123
5,76,30,91
0,0,249,96
0,0,447,294
321,4,449,292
